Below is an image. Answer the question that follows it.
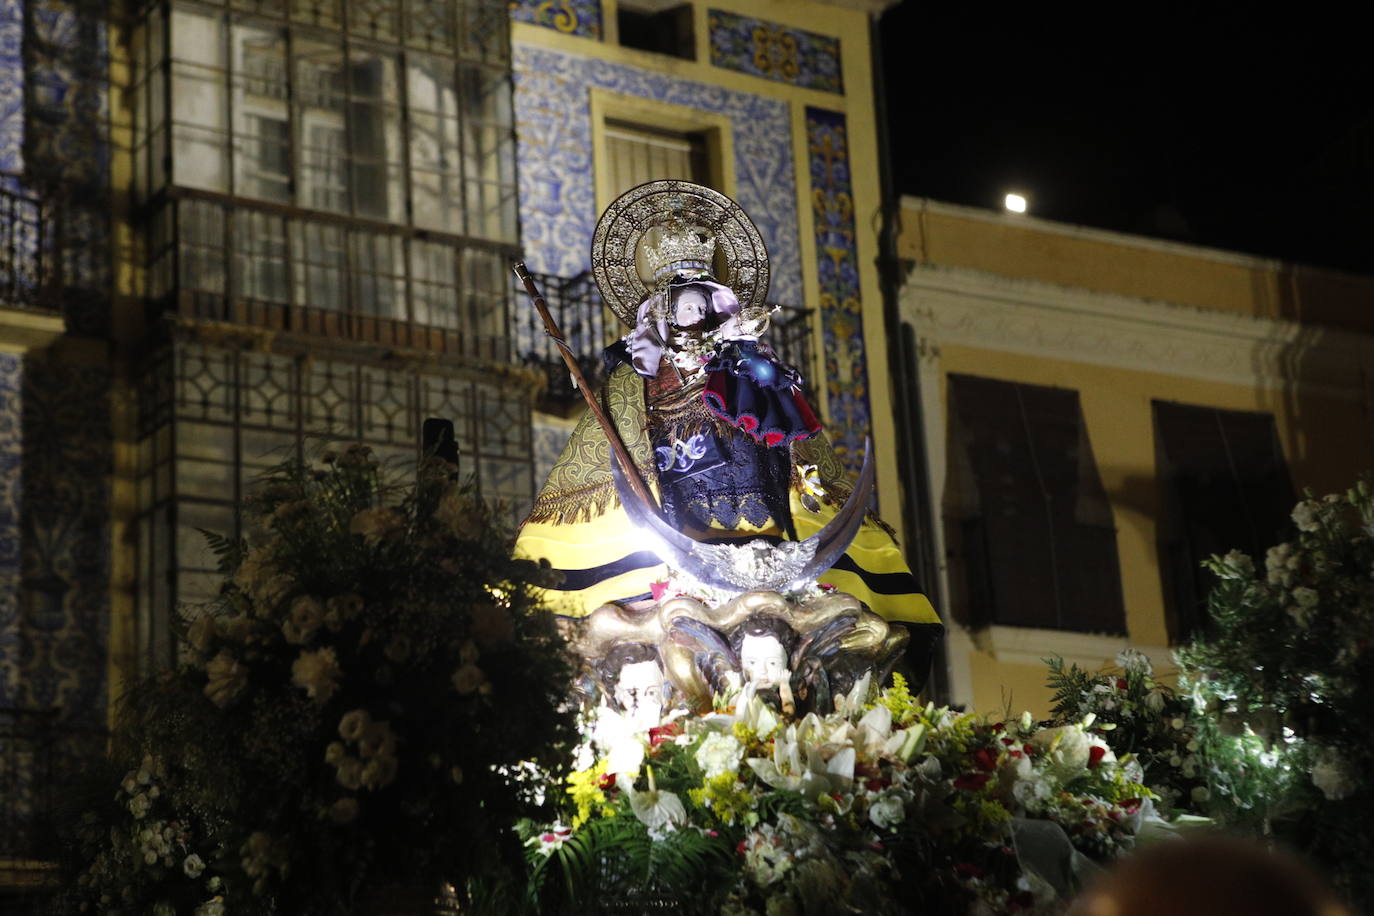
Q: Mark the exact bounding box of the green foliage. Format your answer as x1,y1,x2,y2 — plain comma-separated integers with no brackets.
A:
1174,479,1374,909
59,444,577,915
1043,652,1204,813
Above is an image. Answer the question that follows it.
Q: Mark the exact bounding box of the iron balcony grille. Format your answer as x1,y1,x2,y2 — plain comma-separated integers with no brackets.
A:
0,180,54,311
147,193,517,364
513,269,817,411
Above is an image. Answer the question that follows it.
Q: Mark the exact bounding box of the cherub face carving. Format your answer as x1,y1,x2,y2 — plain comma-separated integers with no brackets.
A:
613,659,666,731
739,634,788,688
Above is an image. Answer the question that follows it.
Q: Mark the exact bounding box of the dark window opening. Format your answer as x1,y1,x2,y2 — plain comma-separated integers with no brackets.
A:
1153,401,1295,641
944,374,1127,634
617,3,695,60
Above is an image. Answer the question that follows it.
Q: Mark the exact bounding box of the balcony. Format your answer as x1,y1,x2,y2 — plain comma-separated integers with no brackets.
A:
513,270,817,413
1,708,105,894
0,179,65,353
147,194,516,365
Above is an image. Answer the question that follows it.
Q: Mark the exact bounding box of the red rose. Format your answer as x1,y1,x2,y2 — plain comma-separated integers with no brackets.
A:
1088,745,1107,769
598,772,617,790
648,723,682,747
954,772,991,791
973,747,998,771
1116,678,1128,690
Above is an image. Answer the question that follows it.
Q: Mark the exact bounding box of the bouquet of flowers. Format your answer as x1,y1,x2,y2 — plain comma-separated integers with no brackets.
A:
1044,649,1207,814
523,674,1163,915
60,445,577,915
1175,481,1374,908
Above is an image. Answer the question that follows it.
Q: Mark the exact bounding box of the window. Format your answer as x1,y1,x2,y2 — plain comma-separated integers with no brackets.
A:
617,1,695,59
944,374,1126,634
604,119,709,199
142,2,517,243
1154,402,1295,640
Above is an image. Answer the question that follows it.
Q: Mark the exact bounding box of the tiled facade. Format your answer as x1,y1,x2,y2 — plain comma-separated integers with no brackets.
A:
708,9,843,94
807,106,869,474
508,0,601,39
512,43,804,308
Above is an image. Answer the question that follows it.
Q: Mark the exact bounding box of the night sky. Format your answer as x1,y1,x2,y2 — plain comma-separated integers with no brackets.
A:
879,4,1374,275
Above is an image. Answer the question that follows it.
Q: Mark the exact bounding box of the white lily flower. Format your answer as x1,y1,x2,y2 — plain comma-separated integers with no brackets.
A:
623,767,686,833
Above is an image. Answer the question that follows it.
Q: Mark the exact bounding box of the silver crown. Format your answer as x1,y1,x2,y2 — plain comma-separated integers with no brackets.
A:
644,222,717,281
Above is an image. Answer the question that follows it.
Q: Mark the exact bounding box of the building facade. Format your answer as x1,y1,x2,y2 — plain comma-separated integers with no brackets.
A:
900,198,1374,715
1,0,902,893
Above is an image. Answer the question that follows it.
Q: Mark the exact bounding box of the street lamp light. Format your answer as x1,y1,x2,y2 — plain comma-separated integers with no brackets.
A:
1004,193,1027,214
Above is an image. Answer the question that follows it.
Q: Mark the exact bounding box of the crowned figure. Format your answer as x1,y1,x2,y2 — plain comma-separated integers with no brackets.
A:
515,181,941,713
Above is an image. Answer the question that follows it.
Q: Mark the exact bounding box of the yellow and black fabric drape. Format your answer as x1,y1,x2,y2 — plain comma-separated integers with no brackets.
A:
515,365,941,633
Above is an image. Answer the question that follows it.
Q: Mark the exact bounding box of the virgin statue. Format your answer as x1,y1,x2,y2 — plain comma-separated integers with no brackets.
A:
514,181,941,685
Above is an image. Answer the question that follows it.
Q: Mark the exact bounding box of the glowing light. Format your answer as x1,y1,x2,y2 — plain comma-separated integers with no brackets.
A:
1004,193,1027,214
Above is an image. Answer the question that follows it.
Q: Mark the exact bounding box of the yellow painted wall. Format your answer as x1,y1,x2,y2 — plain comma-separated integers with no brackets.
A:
900,200,1374,336
902,200,1374,717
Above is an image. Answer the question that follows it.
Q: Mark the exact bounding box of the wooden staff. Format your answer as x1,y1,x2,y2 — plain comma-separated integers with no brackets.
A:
512,262,660,511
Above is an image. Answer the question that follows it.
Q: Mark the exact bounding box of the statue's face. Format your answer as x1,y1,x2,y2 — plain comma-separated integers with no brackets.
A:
671,287,712,331
740,634,788,687
613,660,665,729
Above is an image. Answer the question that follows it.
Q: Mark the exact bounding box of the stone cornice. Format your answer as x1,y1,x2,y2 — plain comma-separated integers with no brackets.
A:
901,264,1374,399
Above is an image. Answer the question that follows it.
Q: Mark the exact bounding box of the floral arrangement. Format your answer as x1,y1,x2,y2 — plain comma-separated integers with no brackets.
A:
59,445,576,915
1172,481,1374,908
522,674,1167,915
1044,650,1207,814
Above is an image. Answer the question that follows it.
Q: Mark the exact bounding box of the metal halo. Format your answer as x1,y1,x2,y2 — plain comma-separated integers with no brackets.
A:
590,180,771,328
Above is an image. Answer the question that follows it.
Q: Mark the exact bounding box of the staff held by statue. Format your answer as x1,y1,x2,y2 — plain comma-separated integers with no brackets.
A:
512,262,660,512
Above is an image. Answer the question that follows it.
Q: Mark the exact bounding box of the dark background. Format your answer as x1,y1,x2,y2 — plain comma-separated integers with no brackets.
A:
878,3,1374,274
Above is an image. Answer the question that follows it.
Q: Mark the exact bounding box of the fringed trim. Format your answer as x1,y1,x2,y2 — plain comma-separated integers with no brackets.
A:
525,480,620,525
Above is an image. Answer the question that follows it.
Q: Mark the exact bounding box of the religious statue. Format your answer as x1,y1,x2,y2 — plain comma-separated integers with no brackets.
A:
513,180,941,726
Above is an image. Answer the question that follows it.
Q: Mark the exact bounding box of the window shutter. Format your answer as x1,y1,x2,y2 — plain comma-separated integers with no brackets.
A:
946,374,1126,634
1153,401,1295,639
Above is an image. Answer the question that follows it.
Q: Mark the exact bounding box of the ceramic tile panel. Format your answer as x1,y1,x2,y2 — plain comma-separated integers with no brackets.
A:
806,106,869,475
512,43,803,310
0,0,22,173
508,0,602,39
708,9,842,94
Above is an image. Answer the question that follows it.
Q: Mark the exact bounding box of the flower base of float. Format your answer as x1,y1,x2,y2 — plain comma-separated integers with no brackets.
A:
524,587,1180,916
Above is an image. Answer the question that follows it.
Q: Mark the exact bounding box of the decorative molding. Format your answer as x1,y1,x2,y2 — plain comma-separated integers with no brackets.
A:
902,264,1374,398
969,624,1174,676
512,43,802,307
508,0,602,40
707,10,843,94
806,106,869,474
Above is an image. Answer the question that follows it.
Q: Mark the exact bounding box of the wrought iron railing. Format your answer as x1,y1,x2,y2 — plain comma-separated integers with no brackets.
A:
0,180,52,310
149,194,516,364
512,269,816,409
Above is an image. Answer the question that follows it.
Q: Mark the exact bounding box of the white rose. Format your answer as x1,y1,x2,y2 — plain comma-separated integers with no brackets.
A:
338,709,371,742
291,647,342,704
868,792,907,829
283,596,325,644
1292,586,1319,609
451,663,487,696
694,732,744,779
183,853,205,878
1291,500,1321,533
204,651,248,708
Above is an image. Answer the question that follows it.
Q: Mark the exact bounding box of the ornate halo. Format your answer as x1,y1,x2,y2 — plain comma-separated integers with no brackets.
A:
590,180,771,328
